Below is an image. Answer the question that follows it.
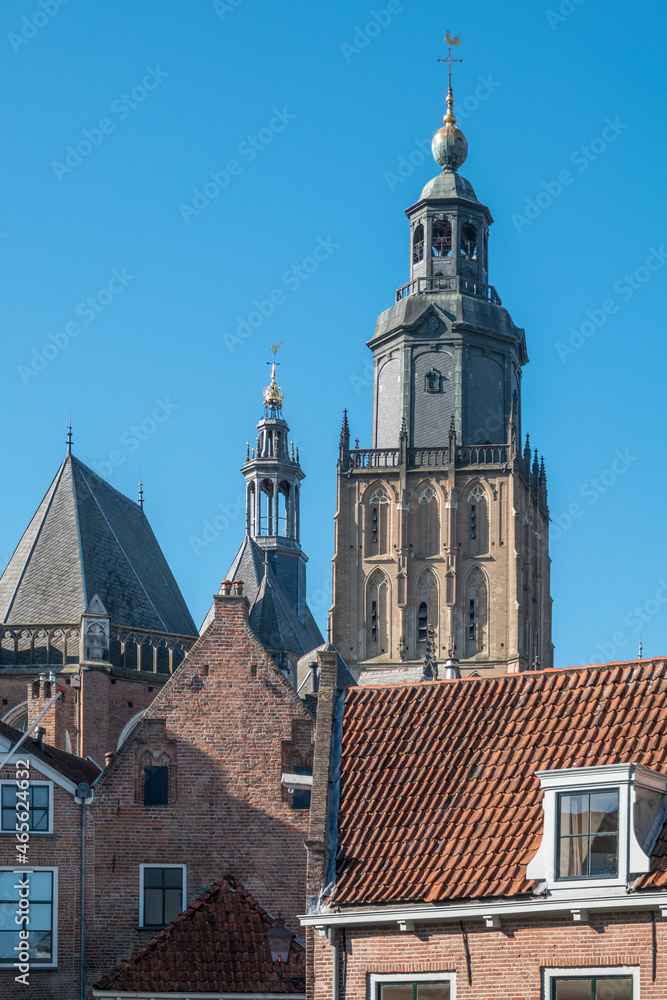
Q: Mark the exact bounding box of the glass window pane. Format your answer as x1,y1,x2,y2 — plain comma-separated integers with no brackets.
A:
144,887,163,925
1,809,15,832
381,987,413,1000
27,872,52,899
0,872,18,897
143,868,163,888
163,868,183,888
418,984,450,1000
163,887,182,924
559,836,588,877
589,835,618,876
31,787,49,809
560,794,589,836
31,808,49,832
590,792,619,833
31,930,52,961
0,903,18,928
595,979,632,1000
0,931,21,961
1,788,15,808
28,903,52,931
555,980,592,1000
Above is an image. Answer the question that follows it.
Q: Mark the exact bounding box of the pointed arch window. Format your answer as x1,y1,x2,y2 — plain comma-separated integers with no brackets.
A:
418,487,440,556
412,223,424,263
366,489,390,556
467,485,489,554
366,571,389,659
465,568,488,657
461,223,478,258
432,219,452,257
424,368,443,394
416,570,438,657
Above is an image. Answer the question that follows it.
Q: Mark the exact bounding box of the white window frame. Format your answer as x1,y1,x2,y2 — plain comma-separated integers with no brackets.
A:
370,971,456,1000
138,863,186,929
527,764,667,893
0,779,54,836
543,965,639,999
0,866,58,968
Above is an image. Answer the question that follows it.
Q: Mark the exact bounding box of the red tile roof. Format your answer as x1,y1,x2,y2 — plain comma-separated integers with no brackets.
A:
0,720,101,787
333,659,667,907
94,876,305,993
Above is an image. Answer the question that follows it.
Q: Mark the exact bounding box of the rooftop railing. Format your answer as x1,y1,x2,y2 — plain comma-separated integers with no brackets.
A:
396,274,502,305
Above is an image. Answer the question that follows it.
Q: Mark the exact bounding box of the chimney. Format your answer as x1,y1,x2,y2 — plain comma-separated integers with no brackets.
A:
32,726,46,749
220,580,232,595
233,579,244,596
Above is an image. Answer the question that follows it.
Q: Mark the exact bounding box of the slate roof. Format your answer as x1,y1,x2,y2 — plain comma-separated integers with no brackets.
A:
94,876,305,994
333,659,667,907
0,721,101,787
226,537,323,659
0,453,196,635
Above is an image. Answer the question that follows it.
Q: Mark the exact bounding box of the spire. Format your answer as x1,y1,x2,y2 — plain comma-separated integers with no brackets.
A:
263,343,284,411
66,421,73,456
523,433,531,464
339,409,350,461
433,31,468,172
138,477,144,510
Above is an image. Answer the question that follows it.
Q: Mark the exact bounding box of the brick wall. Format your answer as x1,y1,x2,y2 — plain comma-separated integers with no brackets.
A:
312,913,666,1000
83,592,314,995
0,761,84,1000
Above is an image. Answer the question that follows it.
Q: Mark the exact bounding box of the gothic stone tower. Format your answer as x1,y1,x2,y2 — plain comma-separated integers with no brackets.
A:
332,76,552,681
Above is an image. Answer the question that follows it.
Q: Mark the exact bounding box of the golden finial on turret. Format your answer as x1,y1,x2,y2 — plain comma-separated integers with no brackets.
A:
433,31,468,172
263,343,284,409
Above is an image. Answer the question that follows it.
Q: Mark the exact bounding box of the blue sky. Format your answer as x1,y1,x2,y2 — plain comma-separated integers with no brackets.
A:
1,0,665,668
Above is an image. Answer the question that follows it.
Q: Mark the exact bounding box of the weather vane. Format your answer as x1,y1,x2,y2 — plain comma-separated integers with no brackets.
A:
438,30,462,90
267,342,282,366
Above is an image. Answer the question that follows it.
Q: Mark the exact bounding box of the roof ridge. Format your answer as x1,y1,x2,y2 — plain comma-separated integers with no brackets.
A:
352,658,666,693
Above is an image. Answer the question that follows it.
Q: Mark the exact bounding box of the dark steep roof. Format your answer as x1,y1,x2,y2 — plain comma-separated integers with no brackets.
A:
0,453,196,635
0,721,101,787
94,876,305,994
333,659,667,907
227,537,323,660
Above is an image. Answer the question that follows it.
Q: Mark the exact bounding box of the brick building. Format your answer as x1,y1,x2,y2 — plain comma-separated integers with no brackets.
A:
303,656,667,1000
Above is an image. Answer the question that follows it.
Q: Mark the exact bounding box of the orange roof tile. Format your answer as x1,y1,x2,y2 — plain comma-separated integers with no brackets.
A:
333,659,667,907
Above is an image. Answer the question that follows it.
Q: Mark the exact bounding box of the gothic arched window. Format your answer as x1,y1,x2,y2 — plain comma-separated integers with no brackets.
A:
366,570,389,659
418,487,440,555
461,223,477,258
467,485,489,554
466,568,488,657
432,219,452,257
366,488,390,556
412,223,424,263
416,569,438,656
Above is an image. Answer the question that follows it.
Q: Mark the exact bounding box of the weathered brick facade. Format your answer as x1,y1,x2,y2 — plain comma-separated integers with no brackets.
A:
83,590,314,994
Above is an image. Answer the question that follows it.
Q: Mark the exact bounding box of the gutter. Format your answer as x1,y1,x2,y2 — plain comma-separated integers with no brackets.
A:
300,890,667,930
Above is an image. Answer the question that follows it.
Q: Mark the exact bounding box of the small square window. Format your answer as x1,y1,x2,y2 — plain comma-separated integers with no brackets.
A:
140,866,184,928
1,784,51,834
557,789,619,879
144,766,168,806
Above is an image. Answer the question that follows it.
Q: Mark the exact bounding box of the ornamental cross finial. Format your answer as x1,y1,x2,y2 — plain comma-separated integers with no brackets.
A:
438,30,462,90
263,344,284,410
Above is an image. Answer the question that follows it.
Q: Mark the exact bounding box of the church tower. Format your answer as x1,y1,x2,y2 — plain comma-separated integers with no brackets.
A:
225,356,323,684
331,58,552,681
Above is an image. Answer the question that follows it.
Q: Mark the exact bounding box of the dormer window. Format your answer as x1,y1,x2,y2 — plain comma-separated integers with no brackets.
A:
527,764,667,892
424,369,442,394
557,789,618,879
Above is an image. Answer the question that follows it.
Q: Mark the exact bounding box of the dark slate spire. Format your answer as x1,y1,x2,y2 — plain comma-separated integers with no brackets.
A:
0,453,196,635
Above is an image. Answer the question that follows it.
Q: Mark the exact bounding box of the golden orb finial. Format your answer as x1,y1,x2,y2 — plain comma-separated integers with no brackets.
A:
434,31,467,172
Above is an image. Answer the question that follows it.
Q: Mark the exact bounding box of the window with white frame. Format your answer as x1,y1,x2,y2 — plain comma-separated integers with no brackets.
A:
544,966,637,999
527,763,667,890
0,781,52,834
0,869,56,966
139,864,185,928
371,972,455,1000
